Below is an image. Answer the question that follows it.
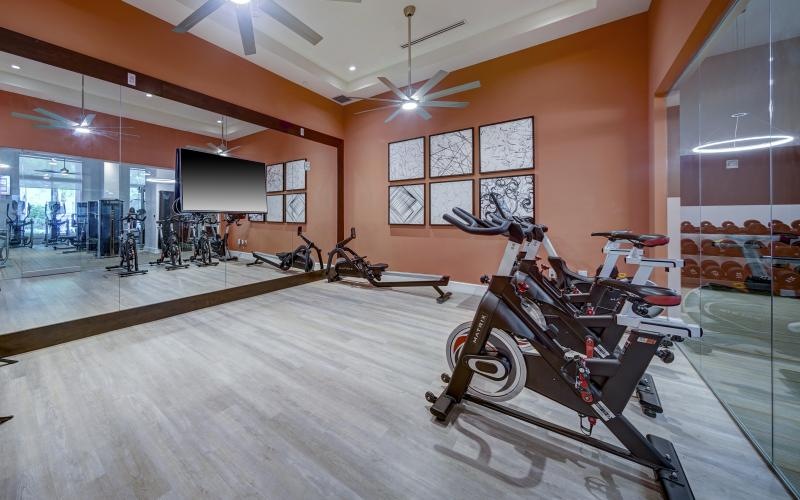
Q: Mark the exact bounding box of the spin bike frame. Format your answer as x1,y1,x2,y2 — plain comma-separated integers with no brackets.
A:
326,227,452,303
427,220,694,500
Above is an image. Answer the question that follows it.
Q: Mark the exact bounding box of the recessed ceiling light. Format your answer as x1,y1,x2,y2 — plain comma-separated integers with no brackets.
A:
145,93,153,97
0,163,10,169
217,119,223,124
229,0,250,4
348,65,356,72
10,64,20,70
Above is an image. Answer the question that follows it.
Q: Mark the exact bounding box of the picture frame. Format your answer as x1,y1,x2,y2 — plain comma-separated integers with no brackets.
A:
429,128,473,178
266,163,284,193
266,194,284,223
479,116,534,173
388,183,425,225
285,159,307,191
388,136,425,181
479,174,534,221
285,193,306,224
247,213,265,222
429,179,474,226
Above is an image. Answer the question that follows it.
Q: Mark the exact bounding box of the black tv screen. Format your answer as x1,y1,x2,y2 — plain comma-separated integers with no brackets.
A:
176,148,267,213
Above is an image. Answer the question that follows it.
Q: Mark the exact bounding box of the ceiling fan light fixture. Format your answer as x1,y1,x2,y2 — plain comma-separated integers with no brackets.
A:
692,135,794,154
74,127,91,134
230,0,251,4
401,101,418,110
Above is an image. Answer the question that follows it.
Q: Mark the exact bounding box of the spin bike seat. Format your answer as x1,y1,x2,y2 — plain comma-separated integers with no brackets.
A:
591,231,669,248
596,279,681,306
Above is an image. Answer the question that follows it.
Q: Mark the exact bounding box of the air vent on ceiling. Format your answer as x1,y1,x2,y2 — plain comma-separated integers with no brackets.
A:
400,20,466,49
332,95,352,104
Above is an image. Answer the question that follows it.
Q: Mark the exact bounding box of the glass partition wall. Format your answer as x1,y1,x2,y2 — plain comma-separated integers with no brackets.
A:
668,0,799,494
0,49,337,335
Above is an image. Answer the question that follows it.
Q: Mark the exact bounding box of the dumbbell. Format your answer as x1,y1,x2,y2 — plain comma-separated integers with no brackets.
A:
771,241,798,258
720,220,741,234
682,258,701,279
773,268,800,295
745,220,770,235
701,239,721,256
700,220,720,234
721,261,748,282
681,238,699,255
701,260,724,281
681,221,700,233
770,220,793,233
717,239,743,257
791,219,800,232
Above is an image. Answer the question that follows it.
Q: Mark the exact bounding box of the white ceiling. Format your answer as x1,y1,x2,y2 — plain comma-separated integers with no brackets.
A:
0,51,266,141
123,0,651,101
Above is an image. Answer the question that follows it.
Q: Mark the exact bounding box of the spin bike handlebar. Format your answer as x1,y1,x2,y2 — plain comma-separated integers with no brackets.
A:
443,212,512,236
334,227,357,249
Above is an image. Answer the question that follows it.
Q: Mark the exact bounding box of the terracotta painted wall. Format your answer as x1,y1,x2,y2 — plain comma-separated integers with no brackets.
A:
226,130,338,257
0,88,215,168
343,15,650,283
0,0,343,139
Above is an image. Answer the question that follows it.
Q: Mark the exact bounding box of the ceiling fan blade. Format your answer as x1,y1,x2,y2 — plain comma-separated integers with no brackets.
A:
260,0,323,45
35,169,59,174
414,107,432,120
235,4,257,55
384,107,404,123
33,124,72,130
377,77,409,100
11,112,60,124
81,114,96,127
420,101,469,108
421,80,481,101
411,70,449,101
344,96,404,104
223,146,242,154
173,0,226,32
32,108,79,126
353,104,400,115
206,142,222,152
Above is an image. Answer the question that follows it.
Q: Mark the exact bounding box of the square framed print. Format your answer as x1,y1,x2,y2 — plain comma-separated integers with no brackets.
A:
285,159,307,190
285,193,306,223
266,163,284,192
388,137,425,181
429,179,473,225
479,175,534,221
479,117,534,173
429,128,473,178
266,194,284,223
247,213,265,222
388,183,425,225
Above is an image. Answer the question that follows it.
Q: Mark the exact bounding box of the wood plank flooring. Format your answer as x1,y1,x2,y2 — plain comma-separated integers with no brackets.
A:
0,282,790,499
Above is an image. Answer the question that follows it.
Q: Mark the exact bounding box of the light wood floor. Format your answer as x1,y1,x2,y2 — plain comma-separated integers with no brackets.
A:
0,282,790,499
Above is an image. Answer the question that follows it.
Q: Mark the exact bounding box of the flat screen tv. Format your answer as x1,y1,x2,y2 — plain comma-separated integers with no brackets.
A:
176,148,267,213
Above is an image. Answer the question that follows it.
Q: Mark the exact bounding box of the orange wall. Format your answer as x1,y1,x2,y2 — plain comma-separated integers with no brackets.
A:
0,88,216,168
0,0,343,139
343,15,650,283
227,130,338,256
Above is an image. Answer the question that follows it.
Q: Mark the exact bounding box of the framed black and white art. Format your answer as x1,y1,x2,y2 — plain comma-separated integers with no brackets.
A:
247,213,265,222
479,117,534,173
388,137,424,181
429,179,473,225
479,175,534,221
388,183,425,225
266,163,284,193
429,128,473,178
285,193,306,223
266,194,284,223
285,159,307,190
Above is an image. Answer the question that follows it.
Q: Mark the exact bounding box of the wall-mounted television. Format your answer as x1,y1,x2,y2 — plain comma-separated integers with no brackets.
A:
176,148,267,213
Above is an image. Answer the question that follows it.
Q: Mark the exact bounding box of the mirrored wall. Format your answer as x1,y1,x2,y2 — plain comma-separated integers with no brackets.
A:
668,0,799,494
0,49,337,335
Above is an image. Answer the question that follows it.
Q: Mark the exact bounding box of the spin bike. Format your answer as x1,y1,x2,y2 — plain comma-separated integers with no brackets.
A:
189,214,218,267
6,200,33,249
326,227,452,303
150,215,189,270
249,225,323,272
425,211,694,500
106,208,148,277
211,214,244,262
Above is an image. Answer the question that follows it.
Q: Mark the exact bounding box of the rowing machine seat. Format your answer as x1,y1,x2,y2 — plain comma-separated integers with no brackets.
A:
596,279,681,307
369,263,389,271
276,252,291,260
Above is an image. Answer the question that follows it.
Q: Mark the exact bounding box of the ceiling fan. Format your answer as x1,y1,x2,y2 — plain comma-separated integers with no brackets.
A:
346,5,481,123
35,159,78,176
173,0,361,55
192,117,241,156
11,76,131,140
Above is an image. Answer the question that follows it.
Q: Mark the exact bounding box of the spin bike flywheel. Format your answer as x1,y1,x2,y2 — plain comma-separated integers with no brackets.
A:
446,322,526,402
